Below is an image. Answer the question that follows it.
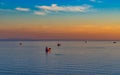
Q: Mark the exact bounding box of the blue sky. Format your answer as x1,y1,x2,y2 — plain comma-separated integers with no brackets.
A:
0,0,120,22
0,0,120,14
0,0,120,40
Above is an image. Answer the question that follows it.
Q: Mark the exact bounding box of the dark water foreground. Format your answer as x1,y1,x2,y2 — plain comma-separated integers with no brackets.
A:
0,41,120,75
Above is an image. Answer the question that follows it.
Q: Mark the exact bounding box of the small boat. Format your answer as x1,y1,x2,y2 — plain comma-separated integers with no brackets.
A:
45,47,51,53
113,41,117,44
19,43,22,45
85,41,87,43
57,43,61,47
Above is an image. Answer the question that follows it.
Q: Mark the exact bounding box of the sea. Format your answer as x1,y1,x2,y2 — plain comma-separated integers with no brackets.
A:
0,41,120,75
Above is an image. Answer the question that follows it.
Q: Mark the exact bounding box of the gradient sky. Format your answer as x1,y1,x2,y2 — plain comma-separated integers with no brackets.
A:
0,0,120,40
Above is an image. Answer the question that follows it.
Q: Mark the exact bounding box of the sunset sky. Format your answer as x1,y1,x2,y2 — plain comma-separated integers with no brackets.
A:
0,0,120,40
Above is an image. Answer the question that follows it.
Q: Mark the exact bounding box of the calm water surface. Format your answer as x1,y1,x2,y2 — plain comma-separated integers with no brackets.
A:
0,41,120,75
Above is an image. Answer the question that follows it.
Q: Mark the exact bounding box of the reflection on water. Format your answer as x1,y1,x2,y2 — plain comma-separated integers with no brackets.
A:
0,41,120,75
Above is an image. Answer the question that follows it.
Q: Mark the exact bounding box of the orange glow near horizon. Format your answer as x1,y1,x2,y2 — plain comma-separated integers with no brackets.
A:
0,25,120,40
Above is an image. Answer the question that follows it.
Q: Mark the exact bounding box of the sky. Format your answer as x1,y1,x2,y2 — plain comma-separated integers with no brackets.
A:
0,0,120,40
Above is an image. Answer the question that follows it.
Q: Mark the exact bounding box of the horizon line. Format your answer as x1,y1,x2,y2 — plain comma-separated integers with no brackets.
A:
0,39,119,41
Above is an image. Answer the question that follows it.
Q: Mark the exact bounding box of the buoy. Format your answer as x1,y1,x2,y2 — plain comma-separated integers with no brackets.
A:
45,47,51,53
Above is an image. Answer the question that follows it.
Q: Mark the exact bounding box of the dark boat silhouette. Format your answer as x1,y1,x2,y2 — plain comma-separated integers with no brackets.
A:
85,41,87,43
57,43,61,47
113,41,117,44
19,43,22,45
